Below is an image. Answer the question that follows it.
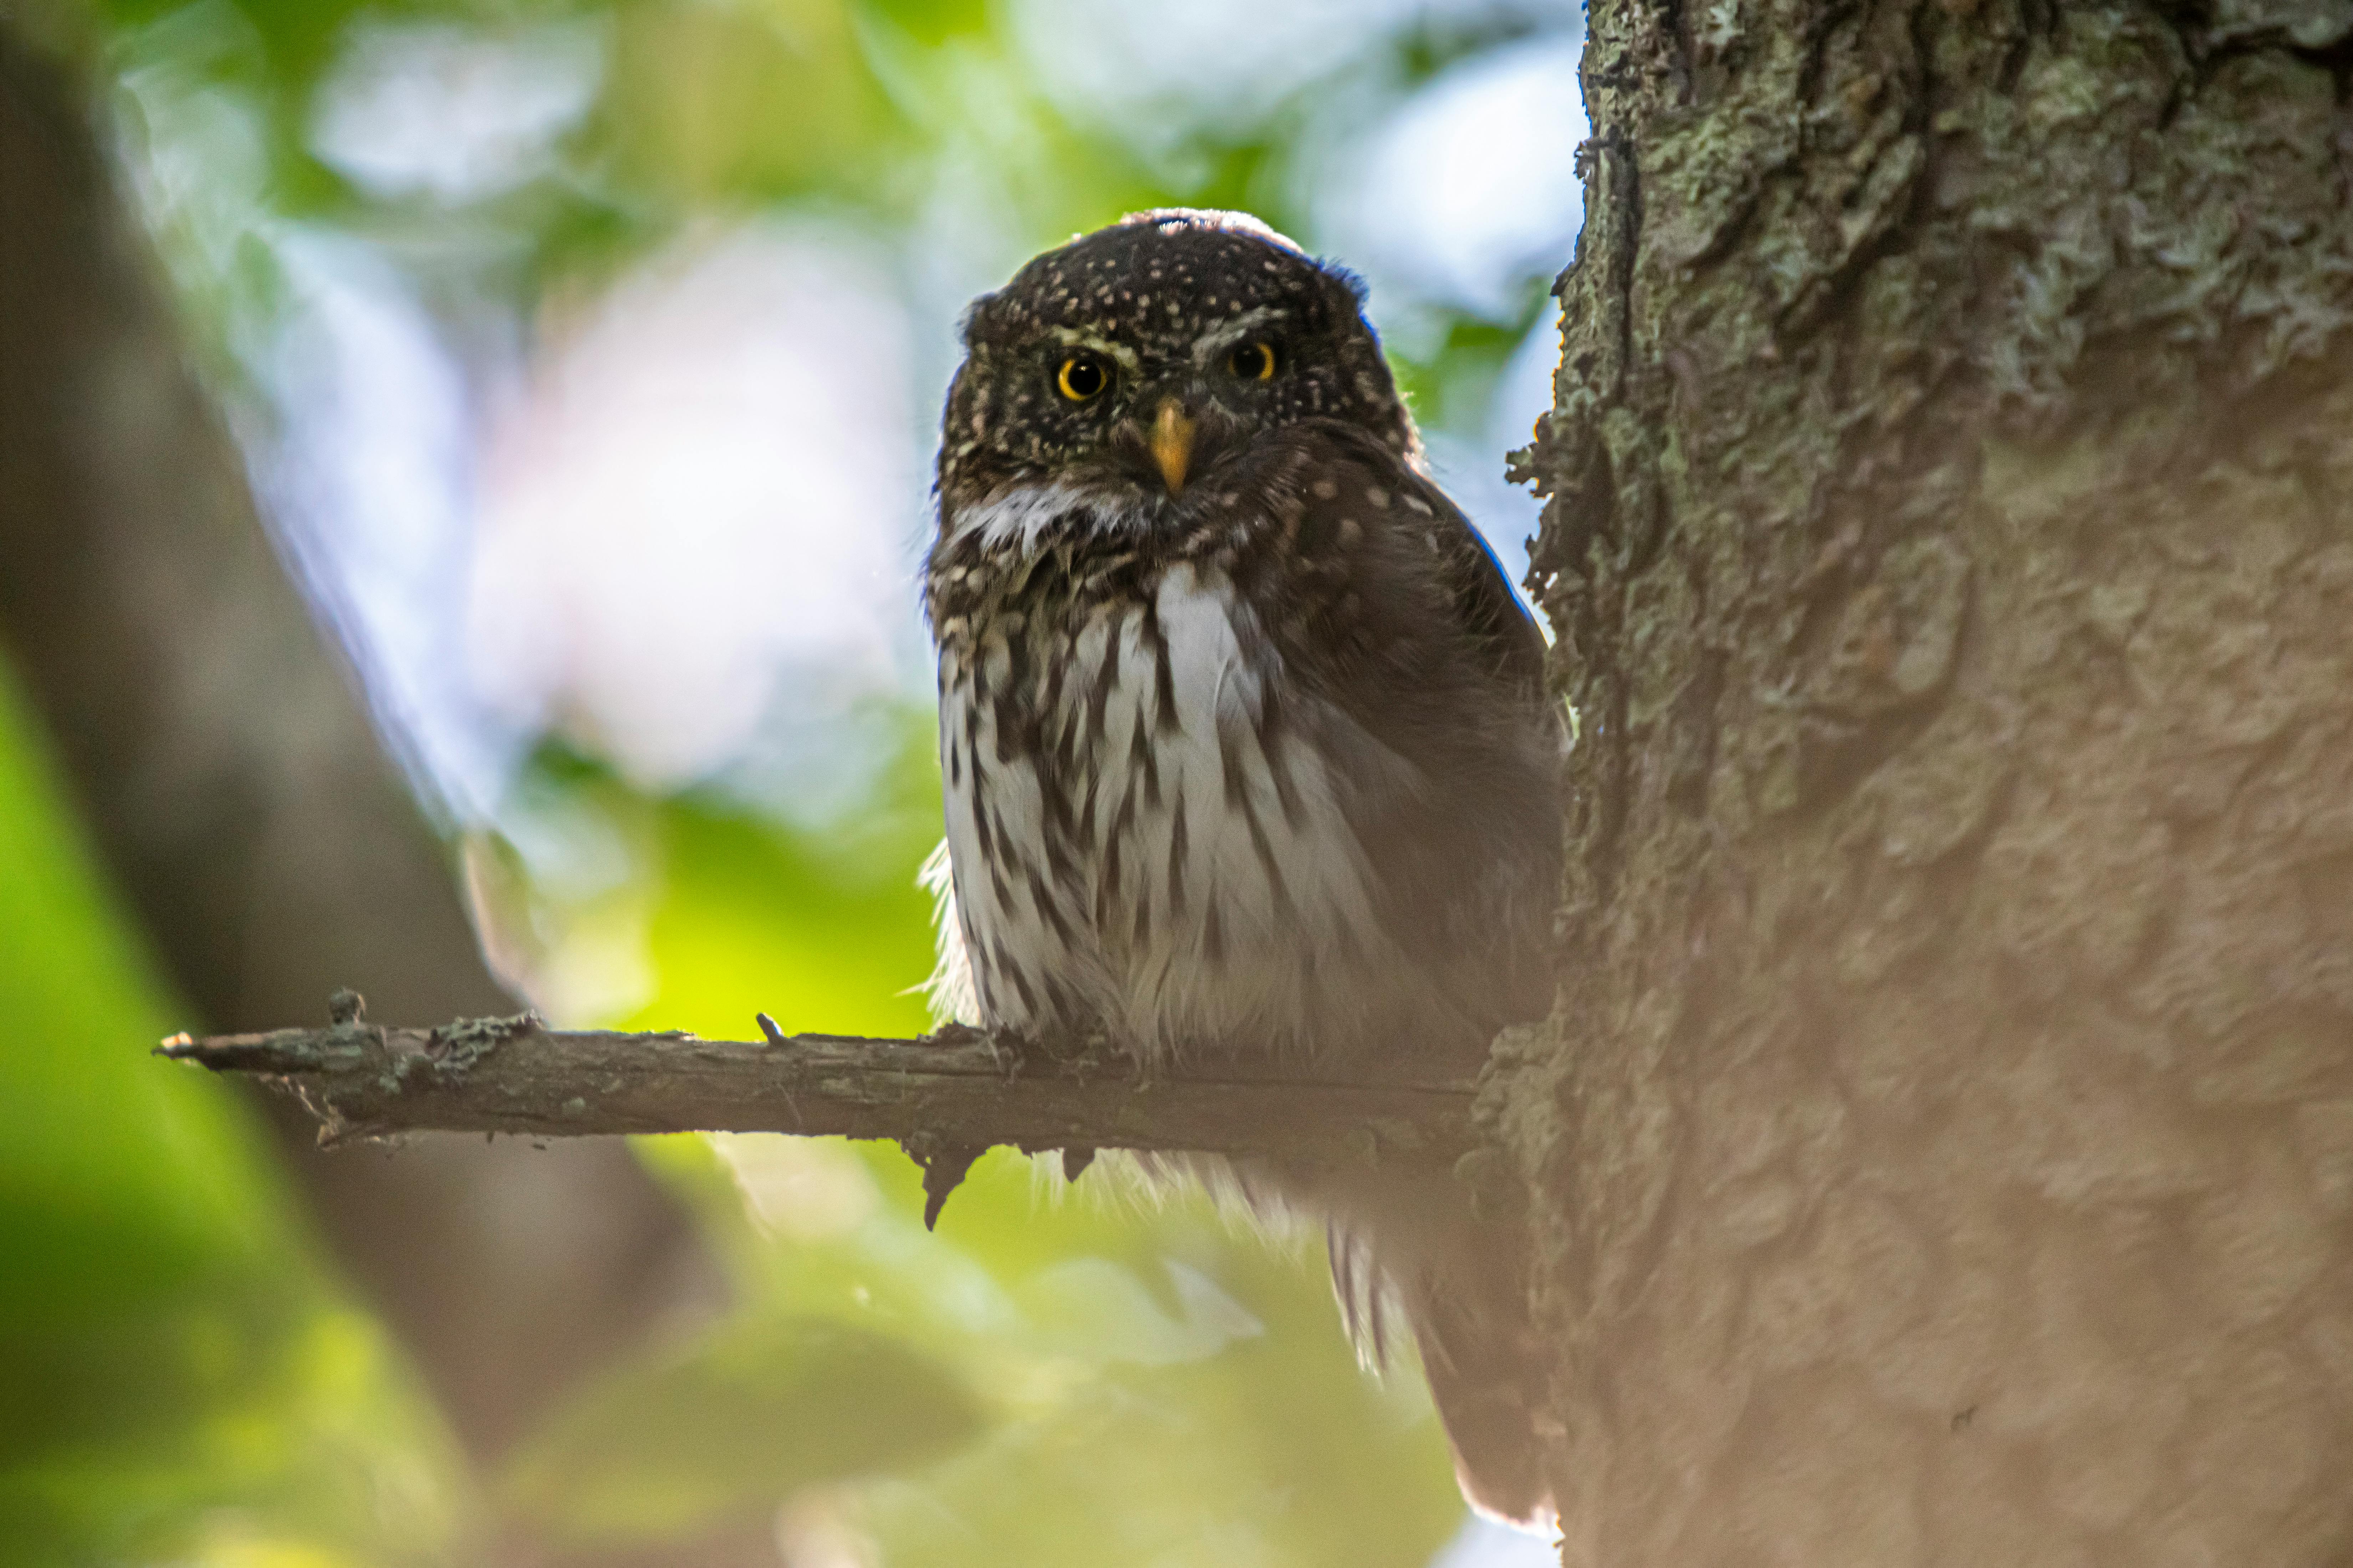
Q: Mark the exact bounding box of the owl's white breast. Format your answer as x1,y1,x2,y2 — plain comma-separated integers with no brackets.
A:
938,556,1417,1064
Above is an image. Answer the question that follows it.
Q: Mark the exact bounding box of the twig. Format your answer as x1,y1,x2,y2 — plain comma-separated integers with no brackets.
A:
156,993,1479,1224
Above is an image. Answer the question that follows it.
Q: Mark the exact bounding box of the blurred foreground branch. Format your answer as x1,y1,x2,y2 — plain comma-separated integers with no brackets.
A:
159,994,1480,1224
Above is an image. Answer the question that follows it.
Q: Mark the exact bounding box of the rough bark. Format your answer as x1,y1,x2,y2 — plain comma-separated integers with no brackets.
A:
0,21,730,1525
1510,6,2353,1564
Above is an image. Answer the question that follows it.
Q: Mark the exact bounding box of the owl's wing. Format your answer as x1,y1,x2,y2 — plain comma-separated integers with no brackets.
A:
1240,419,1548,721
1397,461,1548,700
1225,419,1563,1040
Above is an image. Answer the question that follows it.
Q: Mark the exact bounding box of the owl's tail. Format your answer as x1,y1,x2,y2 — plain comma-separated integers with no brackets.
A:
1323,1170,1557,1534
1404,1249,1558,1532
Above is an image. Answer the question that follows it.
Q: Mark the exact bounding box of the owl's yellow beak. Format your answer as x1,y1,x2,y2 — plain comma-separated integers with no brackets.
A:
1150,399,1196,496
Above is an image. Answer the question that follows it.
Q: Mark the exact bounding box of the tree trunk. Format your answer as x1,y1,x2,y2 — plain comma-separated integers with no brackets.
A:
1514,7,2353,1563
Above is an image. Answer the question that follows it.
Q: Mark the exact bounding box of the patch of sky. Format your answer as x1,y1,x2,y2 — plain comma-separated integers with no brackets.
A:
1009,0,1580,166
1431,1511,1565,1568
466,224,927,793
251,228,523,823
1312,31,1588,319
308,17,607,206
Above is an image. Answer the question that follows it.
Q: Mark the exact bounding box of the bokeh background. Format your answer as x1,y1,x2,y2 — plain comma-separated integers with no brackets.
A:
1,1,1586,1563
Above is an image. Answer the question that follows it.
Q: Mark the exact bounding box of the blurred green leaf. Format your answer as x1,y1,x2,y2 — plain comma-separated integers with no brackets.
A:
633,785,940,1042
502,1313,986,1543
594,0,899,208
631,1130,1462,1568
863,1347,1456,1568
840,1174,1462,1568
0,660,465,1567
849,0,989,48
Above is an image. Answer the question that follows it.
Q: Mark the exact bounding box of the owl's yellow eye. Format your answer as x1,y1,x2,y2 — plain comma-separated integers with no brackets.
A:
1056,353,1109,401
1229,340,1277,381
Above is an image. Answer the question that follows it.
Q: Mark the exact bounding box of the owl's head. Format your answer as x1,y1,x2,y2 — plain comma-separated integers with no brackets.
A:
937,210,1415,521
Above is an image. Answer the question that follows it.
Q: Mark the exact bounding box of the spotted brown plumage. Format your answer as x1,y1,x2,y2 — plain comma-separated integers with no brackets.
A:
924,209,1564,1526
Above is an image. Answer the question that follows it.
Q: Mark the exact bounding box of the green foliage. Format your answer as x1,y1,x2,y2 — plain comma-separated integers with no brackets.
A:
852,0,991,49
0,661,464,1568
842,1165,1462,1568
633,784,943,1044
593,0,899,209
503,1314,986,1544
631,1127,1463,1568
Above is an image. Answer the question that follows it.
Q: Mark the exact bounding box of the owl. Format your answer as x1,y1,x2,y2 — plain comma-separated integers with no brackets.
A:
923,209,1563,1527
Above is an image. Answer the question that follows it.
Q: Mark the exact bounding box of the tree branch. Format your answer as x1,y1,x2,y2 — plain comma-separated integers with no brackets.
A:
155,994,1480,1221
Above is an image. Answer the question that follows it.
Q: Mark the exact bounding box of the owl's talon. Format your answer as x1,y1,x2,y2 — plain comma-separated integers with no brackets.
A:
989,1031,1027,1083
902,1134,985,1230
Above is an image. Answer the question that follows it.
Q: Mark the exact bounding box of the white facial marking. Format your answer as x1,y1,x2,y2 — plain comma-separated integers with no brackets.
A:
1191,306,1288,365
948,483,1147,552
1046,326,1141,372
